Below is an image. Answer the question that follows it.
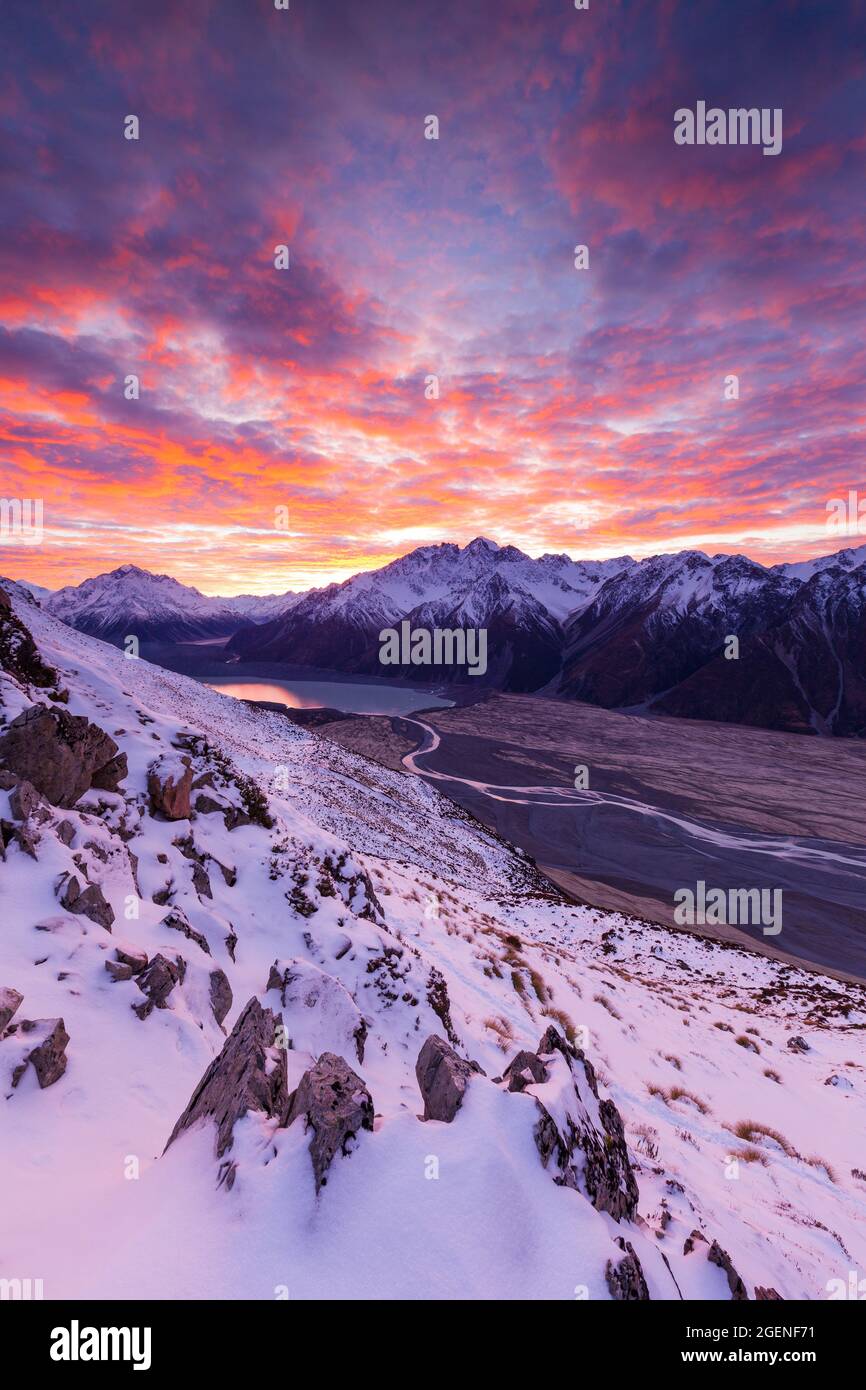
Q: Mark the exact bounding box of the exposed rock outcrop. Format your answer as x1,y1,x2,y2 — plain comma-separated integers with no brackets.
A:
165,997,289,1159
58,872,115,929
0,986,23,1034
133,953,185,1019
209,969,233,1027
684,1229,749,1299
502,1048,549,1093
9,1017,69,1088
6,777,44,822
522,1025,640,1223
708,1239,749,1300
0,586,57,688
0,705,126,807
147,754,193,821
161,906,211,956
287,1051,374,1192
605,1237,651,1300
416,1034,482,1122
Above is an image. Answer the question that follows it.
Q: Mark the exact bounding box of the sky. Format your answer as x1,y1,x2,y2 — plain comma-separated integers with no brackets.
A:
0,0,864,595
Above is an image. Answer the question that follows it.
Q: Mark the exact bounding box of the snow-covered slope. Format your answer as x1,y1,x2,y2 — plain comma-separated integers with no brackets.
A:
227,537,631,686
45,565,295,643
1,586,865,1300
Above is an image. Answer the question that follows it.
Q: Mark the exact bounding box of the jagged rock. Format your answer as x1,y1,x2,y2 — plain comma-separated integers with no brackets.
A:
683,1230,749,1299
10,1017,69,1088
58,873,115,929
605,1237,650,1300
223,805,252,832
683,1229,707,1255
133,953,185,1019
265,958,368,1063
287,1052,374,1192
755,1286,784,1300
55,819,76,846
0,588,57,687
530,1025,639,1223
0,986,23,1034
165,997,289,1157
416,1034,482,1121
502,1048,549,1093
425,966,460,1046
194,793,225,815
147,755,193,820
160,906,211,956
0,705,126,807
787,1035,810,1053
209,969,233,1027
708,1240,748,1300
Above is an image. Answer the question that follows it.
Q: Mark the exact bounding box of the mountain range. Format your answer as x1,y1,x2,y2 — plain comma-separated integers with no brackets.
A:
16,536,866,735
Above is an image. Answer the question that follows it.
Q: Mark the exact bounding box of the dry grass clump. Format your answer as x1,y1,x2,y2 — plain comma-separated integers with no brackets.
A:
483,1015,515,1051
594,994,622,1020
729,1119,797,1158
647,1083,710,1115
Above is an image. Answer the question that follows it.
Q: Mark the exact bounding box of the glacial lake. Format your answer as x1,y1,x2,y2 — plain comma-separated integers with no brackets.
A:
205,677,454,716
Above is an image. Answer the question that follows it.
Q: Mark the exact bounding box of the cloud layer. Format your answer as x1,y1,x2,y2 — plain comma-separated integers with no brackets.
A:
1,0,864,591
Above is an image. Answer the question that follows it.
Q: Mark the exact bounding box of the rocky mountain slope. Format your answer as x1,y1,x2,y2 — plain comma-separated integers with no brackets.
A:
226,537,630,691
1,583,865,1299
45,565,295,643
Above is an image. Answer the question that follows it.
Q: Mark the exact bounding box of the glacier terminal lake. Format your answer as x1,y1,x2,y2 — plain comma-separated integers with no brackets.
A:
204,677,454,716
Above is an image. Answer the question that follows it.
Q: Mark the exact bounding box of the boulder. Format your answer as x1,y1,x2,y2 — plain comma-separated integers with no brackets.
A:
415,1034,480,1121
58,873,115,929
0,986,23,1034
147,755,193,820
165,997,290,1158
10,1017,69,1088
787,1035,810,1053
287,1052,374,1192
0,705,126,807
